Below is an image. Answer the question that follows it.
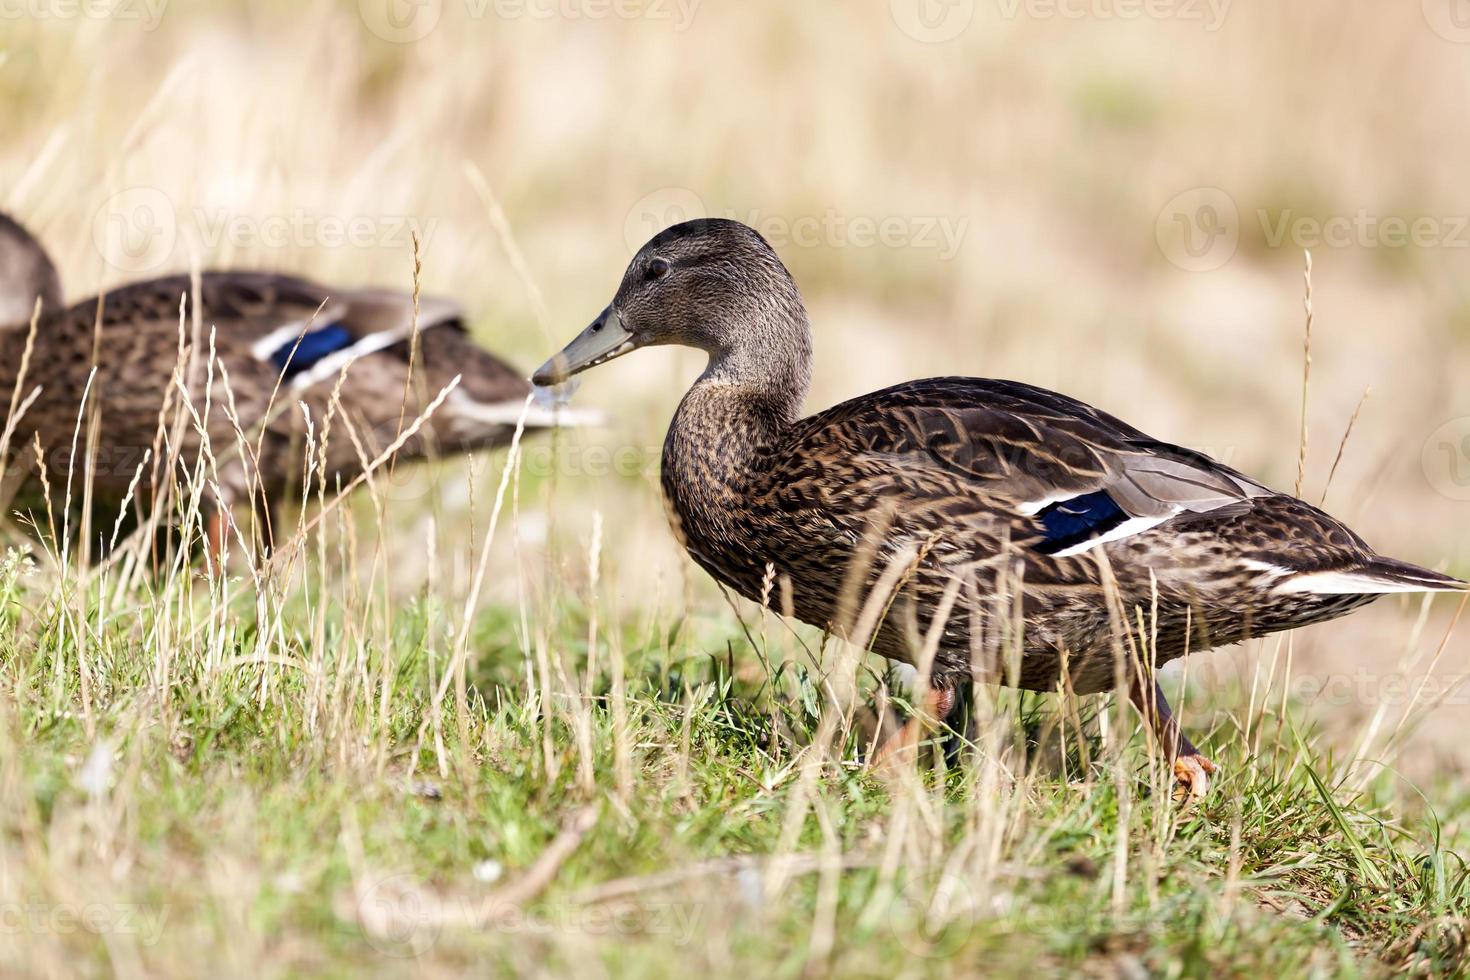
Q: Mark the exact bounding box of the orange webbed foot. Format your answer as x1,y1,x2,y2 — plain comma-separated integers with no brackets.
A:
1172,754,1219,802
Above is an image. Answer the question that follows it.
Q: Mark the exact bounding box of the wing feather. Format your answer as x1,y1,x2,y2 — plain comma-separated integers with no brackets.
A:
779,377,1270,555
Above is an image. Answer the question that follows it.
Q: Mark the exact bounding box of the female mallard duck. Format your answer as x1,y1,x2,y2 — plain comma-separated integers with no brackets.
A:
0,212,586,559
534,218,1466,798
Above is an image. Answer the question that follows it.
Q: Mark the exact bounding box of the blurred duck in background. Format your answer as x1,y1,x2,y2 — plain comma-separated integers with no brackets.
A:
0,212,588,566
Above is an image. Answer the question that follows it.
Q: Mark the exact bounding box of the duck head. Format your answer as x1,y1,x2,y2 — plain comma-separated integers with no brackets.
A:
0,213,62,326
533,218,811,405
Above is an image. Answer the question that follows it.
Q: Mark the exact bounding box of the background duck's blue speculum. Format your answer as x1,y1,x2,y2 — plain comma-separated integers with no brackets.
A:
270,323,354,377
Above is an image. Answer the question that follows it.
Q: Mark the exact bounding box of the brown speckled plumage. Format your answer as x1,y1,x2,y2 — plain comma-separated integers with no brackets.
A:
537,218,1465,790
0,213,570,540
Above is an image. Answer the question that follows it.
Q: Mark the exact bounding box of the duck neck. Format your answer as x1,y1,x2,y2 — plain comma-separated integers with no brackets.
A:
701,318,812,425
664,312,812,497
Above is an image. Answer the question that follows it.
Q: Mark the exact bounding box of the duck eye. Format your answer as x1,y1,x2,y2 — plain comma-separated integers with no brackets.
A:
647,257,671,280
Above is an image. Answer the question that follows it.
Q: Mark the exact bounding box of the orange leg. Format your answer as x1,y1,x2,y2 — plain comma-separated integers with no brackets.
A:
204,507,230,575
1129,676,1217,801
870,680,958,770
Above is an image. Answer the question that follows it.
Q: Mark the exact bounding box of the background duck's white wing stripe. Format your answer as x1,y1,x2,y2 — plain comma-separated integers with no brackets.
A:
285,321,452,391
250,320,315,360
448,390,605,428
1047,513,1175,557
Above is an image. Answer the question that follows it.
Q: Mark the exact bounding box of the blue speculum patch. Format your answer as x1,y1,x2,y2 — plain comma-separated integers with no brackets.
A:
1034,490,1128,554
270,323,355,378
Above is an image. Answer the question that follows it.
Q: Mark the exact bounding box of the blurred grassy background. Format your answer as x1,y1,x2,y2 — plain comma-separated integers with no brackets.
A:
3,0,1470,766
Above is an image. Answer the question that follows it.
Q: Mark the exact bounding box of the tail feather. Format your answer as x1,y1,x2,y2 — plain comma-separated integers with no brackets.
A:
1280,556,1467,595
1358,557,1468,592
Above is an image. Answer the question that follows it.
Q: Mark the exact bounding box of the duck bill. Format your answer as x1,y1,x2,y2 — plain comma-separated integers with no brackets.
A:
532,305,637,386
